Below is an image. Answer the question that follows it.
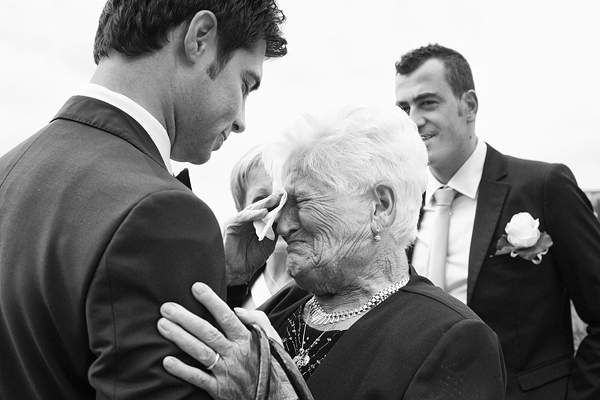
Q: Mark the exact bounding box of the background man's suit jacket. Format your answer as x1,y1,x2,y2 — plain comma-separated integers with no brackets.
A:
412,143,600,399
0,96,225,399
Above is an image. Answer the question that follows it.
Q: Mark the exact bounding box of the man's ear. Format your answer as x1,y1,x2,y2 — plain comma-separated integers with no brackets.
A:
183,10,218,63
370,184,395,234
462,89,478,122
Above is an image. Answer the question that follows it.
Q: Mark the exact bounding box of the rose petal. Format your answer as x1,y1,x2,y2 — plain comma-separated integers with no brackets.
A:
505,212,541,248
507,230,540,248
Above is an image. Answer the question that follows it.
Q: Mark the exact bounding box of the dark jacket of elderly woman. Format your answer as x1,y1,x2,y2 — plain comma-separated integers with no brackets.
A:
261,269,506,399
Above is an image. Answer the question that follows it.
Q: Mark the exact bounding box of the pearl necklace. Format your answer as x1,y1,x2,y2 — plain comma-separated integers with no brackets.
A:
307,277,410,326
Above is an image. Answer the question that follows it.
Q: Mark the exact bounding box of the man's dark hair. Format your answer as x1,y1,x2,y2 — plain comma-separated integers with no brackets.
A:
93,0,287,74
395,43,475,98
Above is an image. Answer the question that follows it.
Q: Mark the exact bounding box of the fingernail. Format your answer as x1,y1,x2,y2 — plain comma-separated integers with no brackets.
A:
161,303,175,316
157,318,170,331
163,356,175,368
192,282,205,296
234,307,247,316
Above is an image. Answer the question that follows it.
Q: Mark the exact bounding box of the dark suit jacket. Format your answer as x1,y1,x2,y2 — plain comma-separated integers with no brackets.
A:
261,271,507,399
0,96,225,399
412,143,600,399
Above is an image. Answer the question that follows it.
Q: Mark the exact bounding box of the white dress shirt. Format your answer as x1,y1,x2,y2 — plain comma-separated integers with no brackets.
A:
242,272,272,310
412,139,487,304
77,83,173,173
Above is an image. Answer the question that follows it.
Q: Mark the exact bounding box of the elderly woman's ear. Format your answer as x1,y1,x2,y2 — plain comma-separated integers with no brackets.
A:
370,184,395,237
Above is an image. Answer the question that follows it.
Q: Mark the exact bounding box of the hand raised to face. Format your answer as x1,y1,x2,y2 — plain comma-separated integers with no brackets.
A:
224,193,284,285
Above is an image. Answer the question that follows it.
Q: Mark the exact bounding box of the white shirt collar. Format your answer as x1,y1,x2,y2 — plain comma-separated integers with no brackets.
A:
76,83,173,173
424,139,487,204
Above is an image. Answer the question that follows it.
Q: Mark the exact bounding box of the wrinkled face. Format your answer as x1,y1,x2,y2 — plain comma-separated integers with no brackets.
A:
394,58,474,179
244,167,287,254
171,40,267,164
275,174,373,294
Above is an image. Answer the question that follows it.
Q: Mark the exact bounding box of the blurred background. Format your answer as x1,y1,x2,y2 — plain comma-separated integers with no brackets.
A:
2,0,599,225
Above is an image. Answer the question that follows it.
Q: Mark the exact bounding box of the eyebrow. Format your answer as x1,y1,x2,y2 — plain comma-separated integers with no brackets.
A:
413,92,439,102
243,71,261,92
396,91,439,107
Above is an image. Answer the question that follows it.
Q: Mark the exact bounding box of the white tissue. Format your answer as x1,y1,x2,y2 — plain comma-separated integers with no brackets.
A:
253,188,287,241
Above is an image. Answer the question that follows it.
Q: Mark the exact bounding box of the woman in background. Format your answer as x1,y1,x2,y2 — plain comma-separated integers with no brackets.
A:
229,145,292,309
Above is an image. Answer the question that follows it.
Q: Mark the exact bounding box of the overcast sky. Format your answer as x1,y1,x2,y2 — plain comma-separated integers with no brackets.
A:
2,0,599,226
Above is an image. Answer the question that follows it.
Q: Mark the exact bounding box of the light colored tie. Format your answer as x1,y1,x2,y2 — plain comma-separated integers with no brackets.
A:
428,186,457,289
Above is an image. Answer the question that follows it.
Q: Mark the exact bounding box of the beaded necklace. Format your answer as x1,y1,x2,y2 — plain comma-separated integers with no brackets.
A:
307,277,410,325
282,305,345,379
292,317,334,368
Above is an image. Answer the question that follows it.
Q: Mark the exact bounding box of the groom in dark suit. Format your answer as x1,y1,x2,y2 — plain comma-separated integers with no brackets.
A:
0,1,286,399
395,44,600,399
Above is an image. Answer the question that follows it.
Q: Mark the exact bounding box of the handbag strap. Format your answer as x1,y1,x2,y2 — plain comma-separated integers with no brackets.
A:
251,323,272,400
268,338,315,400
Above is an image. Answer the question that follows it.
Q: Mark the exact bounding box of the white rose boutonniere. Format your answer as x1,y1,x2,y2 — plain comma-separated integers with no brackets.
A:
494,212,553,264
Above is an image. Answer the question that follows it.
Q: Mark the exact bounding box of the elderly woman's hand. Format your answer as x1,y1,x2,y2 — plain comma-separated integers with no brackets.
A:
224,193,283,285
157,282,283,399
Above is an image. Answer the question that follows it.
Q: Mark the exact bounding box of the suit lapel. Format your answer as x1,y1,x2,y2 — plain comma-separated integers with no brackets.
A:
51,96,167,171
467,144,509,304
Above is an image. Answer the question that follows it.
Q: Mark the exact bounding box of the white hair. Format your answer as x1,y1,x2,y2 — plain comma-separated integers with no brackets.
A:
263,100,428,247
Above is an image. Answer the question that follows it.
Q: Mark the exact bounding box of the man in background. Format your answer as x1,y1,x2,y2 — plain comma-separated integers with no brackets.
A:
0,1,286,398
395,43,600,399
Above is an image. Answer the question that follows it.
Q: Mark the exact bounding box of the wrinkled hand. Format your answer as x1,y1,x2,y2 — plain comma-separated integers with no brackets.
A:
235,308,283,347
224,193,283,285
157,282,282,399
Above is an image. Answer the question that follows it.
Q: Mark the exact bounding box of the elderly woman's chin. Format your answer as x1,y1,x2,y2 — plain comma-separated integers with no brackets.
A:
284,258,310,282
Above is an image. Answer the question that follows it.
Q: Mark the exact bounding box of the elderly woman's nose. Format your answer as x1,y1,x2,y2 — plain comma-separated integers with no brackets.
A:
275,205,298,236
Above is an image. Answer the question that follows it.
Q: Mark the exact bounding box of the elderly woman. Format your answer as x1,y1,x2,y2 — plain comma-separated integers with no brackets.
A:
157,102,507,399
